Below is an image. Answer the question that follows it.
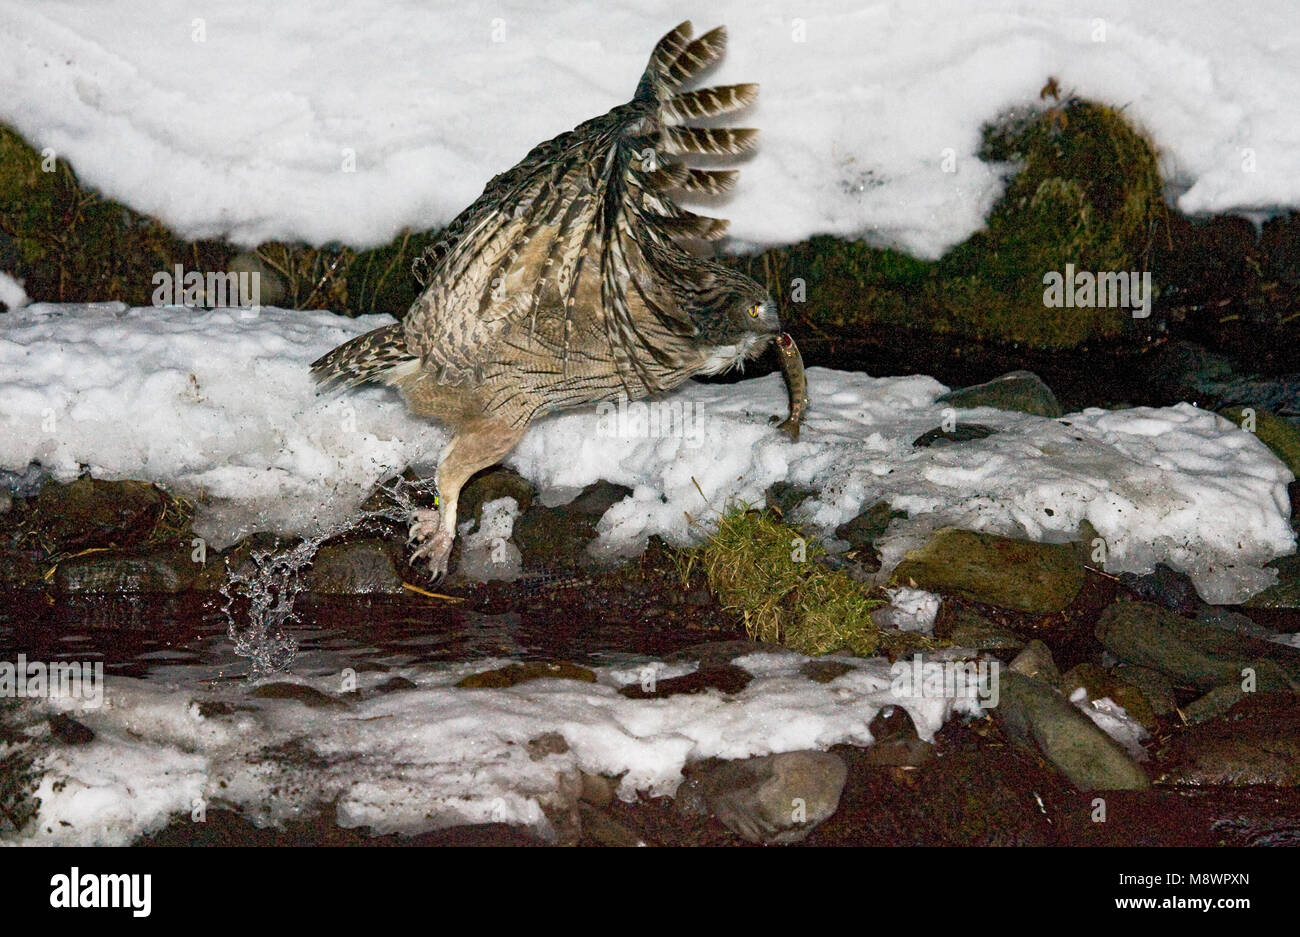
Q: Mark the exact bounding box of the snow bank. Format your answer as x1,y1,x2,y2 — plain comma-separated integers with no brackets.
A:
1,1,1298,257
0,304,1293,603
12,652,982,845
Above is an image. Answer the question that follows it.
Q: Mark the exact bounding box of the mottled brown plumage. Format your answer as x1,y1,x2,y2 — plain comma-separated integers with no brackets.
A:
312,21,785,578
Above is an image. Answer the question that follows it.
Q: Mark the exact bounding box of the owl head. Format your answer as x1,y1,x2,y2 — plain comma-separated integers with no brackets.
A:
686,264,780,375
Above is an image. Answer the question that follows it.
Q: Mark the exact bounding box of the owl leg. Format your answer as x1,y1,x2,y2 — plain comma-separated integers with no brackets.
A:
408,416,527,580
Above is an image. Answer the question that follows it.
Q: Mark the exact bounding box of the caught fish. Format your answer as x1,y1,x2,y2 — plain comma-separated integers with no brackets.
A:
772,332,810,441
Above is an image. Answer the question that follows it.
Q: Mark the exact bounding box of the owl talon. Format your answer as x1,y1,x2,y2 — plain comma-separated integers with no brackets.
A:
408,508,453,580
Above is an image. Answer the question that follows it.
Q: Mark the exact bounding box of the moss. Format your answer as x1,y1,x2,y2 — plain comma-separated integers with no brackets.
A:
729,97,1167,350
679,509,884,656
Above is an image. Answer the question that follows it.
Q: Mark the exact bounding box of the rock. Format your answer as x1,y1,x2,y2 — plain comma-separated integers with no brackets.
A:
512,481,632,568
994,671,1150,791
48,714,94,745
250,682,349,709
620,664,752,699
936,370,1063,418
1218,406,1300,476
526,733,570,761
578,772,618,807
31,477,173,552
801,660,856,683
306,538,405,594
891,528,1084,613
765,481,817,517
1245,554,1300,610
1009,640,1060,685
1197,606,1281,639
1157,692,1300,786
1060,663,1157,732
835,501,905,551
1118,564,1200,615
373,676,416,694
458,467,536,527
456,661,597,689
934,606,1026,650
678,751,848,844
1113,665,1176,717
1095,601,1300,691
53,542,200,593
912,423,997,448
578,803,648,846
1181,683,1249,726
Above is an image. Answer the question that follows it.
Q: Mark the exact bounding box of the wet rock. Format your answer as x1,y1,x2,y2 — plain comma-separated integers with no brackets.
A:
1008,640,1060,685
935,606,1026,650
1113,665,1176,717
31,477,174,551
994,671,1150,791
1157,692,1300,786
250,682,349,709
801,660,856,684
306,538,405,594
620,664,752,699
912,423,997,448
526,733,570,761
578,803,648,846
834,501,905,551
891,528,1084,613
373,676,416,694
1095,601,1300,691
1118,564,1199,615
512,481,633,568
858,706,934,767
1218,406,1300,476
48,714,94,745
678,751,848,844
456,661,597,689
578,772,618,807
1197,606,1281,639
765,481,817,517
936,370,1063,418
1245,554,1300,610
1060,663,1157,732
53,542,200,593
1182,684,1249,726
458,467,536,527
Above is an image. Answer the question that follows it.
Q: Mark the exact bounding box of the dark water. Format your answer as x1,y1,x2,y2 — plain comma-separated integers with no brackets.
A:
0,589,723,682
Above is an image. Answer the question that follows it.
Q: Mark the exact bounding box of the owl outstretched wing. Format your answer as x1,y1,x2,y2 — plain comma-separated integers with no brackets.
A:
402,21,758,403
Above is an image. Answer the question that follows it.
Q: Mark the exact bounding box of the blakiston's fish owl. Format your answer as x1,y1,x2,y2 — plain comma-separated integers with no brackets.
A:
312,21,785,579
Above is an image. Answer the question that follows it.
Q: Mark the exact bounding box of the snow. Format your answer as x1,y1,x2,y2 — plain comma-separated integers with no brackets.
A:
10,651,984,845
1,1,1298,258
0,303,1293,604
0,272,27,311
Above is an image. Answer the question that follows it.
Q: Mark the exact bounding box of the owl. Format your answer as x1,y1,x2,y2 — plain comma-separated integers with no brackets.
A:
312,21,787,578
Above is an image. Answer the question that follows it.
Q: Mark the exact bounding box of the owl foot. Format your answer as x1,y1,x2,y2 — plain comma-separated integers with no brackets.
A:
408,508,453,580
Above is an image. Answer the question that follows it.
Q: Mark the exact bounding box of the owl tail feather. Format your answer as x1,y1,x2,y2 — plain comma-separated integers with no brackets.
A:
310,323,416,389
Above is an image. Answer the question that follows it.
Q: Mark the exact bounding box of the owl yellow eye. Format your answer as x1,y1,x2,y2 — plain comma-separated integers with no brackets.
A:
747,304,761,318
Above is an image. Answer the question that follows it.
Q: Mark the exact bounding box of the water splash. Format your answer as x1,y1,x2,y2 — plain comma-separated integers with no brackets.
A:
218,476,438,677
